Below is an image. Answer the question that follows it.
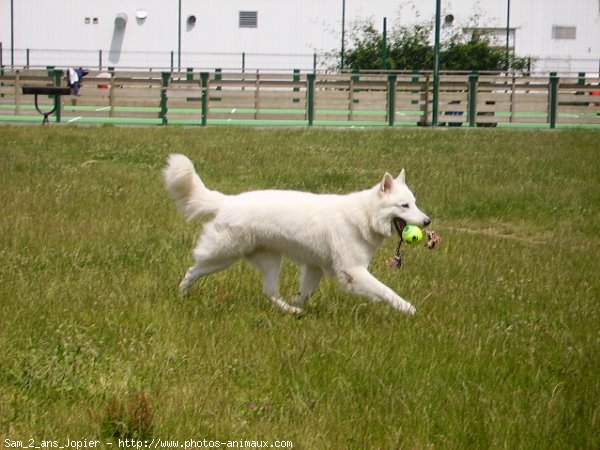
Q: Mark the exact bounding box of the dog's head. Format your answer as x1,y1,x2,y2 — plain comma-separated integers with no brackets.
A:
373,170,430,237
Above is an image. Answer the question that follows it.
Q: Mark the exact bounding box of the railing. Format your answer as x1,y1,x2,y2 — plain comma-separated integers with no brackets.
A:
1,69,599,128
3,46,600,74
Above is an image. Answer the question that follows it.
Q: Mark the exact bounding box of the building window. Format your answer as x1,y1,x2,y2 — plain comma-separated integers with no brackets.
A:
552,25,576,40
239,11,258,28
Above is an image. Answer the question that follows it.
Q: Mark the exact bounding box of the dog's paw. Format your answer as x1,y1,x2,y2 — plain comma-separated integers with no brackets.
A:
178,282,191,297
270,297,304,315
291,295,308,308
393,300,416,315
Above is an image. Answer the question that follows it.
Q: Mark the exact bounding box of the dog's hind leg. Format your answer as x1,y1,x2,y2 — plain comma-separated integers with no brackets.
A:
246,251,303,315
292,265,323,307
179,256,238,294
180,223,243,294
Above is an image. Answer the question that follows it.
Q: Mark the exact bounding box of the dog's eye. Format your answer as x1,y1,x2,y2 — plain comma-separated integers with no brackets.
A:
401,203,410,208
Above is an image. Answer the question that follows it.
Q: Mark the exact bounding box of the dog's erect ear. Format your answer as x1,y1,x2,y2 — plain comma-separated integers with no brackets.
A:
396,169,406,184
380,172,395,193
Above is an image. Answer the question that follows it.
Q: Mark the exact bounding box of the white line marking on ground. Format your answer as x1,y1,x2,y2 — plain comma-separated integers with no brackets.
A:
96,106,111,111
68,117,82,123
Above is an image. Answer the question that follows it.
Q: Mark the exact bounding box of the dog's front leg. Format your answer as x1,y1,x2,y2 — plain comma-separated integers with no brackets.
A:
337,267,416,315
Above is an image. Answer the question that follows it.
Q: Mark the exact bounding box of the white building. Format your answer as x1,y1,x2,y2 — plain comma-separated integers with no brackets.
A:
1,0,599,73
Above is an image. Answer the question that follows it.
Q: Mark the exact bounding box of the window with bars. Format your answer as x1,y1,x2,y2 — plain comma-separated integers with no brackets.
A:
239,11,258,28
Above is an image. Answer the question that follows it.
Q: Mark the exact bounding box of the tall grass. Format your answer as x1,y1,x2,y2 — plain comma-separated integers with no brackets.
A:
0,126,598,448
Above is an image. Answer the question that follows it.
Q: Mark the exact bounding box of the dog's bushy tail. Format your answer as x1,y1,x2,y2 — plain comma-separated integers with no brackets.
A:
163,154,225,220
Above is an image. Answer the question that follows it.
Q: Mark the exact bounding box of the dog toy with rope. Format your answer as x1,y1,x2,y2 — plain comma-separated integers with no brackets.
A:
387,226,442,269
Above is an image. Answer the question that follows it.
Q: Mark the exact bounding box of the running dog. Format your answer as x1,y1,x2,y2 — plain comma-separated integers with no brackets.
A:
164,154,430,315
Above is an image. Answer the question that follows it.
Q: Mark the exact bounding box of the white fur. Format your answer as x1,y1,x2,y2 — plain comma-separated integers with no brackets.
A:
164,154,431,315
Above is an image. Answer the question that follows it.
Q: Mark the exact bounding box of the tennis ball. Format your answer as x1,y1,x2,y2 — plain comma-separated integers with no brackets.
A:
402,225,424,244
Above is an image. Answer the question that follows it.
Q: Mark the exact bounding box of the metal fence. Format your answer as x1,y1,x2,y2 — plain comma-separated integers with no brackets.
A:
0,47,337,73
1,46,599,75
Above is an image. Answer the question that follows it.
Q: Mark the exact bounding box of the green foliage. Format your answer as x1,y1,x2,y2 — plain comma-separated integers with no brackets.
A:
442,39,504,71
343,19,532,72
343,22,385,70
388,24,434,70
0,127,598,447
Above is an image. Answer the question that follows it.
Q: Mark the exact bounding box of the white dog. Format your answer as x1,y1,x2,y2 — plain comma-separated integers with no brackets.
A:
164,154,430,315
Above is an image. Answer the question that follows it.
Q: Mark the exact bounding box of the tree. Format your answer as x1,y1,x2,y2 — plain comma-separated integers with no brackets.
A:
343,22,385,70
388,24,434,70
342,19,531,72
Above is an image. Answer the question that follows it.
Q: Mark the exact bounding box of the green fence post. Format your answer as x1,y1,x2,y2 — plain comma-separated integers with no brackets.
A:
160,71,170,125
387,74,397,126
549,72,559,129
52,69,62,123
213,68,222,103
307,73,315,126
215,68,222,91
200,72,209,126
351,67,360,105
186,67,193,81
293,69,300,104
411,70,419,105
468,71,479,127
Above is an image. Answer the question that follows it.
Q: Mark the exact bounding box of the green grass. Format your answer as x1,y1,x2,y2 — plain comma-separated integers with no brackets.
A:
0,126,599,448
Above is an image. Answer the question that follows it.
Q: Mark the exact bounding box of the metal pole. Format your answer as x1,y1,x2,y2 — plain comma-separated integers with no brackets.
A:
432,0,441,127
382,17,387,71
340,0,346,70
506,0,511,71
387,74,397,126
177,0,182,71
468,71,478,127
307,73,315,125
10,0,14,67
549,72,558,129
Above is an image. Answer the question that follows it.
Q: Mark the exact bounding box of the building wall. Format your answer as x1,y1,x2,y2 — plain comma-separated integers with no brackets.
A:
511,0,600,72
1,0,598,72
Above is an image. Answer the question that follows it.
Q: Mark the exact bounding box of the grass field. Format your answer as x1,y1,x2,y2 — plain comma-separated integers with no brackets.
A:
0,126,599,449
